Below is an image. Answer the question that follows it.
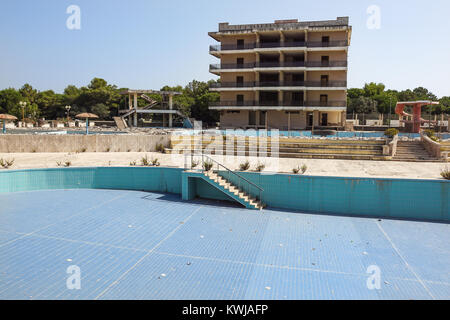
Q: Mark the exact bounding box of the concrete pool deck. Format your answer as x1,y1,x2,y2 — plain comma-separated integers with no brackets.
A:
1,152,448,180
0,189,448,299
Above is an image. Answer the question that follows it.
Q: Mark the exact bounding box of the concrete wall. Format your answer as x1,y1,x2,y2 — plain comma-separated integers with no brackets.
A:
308,30,348,42
421,133,444,159
307,51,347,62
220,111,249,128
0,134,170,153
221,53,255,64
2,167,446,222
307,70,347,81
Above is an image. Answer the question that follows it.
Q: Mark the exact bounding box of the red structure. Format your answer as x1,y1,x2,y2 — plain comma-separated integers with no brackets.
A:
395,101,439,133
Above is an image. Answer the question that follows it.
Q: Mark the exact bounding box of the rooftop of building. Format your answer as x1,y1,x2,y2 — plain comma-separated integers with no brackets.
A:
209,17,351,40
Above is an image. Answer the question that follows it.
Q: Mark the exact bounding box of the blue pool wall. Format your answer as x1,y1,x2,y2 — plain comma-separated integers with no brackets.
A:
0,167,448,221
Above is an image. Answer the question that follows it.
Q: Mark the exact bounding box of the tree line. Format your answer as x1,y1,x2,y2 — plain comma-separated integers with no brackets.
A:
347,82,450,117
0,79,448,125
0,78,221,124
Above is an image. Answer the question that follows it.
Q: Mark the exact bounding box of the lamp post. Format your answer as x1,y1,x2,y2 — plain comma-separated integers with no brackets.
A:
19,101,27,127
388,96,392,128
65,105,71,121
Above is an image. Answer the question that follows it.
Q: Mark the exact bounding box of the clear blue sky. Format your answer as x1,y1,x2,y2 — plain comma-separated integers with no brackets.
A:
1,0,449,97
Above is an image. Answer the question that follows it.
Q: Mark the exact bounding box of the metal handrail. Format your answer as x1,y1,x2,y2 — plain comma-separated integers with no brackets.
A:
186,153,264,204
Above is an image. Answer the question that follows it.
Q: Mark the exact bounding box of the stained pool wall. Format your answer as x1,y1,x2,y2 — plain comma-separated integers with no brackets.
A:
221,171,449,221
0,167,448,221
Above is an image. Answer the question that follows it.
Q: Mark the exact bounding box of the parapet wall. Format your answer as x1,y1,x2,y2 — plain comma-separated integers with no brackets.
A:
0,134,170,153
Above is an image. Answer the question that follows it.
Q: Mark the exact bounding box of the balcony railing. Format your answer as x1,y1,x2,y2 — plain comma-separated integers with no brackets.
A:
210,61,347,70
209,100,347,107
306,61,347,68
306,40,349,48
210,80,347,88
209,40,348,51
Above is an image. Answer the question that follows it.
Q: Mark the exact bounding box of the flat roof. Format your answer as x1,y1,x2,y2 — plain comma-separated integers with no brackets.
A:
209,17,352,40
119,89,182,95
397,101,440,105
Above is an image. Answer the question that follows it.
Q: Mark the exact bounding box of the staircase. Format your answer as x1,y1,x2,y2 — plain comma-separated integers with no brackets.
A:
203,171,264,210
184,154,264,210
393,141,436,161
168,136,390,161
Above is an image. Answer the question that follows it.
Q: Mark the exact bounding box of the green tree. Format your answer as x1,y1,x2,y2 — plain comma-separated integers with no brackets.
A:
0,88,22,116
363,82,385,98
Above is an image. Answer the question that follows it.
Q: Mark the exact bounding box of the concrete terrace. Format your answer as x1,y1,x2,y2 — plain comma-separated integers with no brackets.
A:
1,152,448,180
0,189,448,300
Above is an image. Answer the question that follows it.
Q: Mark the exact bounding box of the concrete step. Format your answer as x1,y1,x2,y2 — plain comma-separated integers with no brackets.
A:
167,148,390,161
204,171,263,210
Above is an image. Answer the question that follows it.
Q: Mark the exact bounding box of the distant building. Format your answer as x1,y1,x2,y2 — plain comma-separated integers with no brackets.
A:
208,17,351,130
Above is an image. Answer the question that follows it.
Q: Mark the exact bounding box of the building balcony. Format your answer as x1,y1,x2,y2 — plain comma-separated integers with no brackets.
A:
209,40,348,52
209,100,347,109
209,80,347,90
210,61,347,72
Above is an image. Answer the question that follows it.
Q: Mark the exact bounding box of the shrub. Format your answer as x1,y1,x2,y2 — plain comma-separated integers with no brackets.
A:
292,164,307,174
424,129,435,138
441,167,450,180
64,161,72,167
424,129,440,142
129,160,137,166
301,164,307,174
239,160,250,171
151,157,160,166
80,147,87,153
140,155,150,166
255,162,265,172
105,147,111,152
203,160,213,171
191,160,199,169
0,158,14,169
155,143,166,153
384,128,399,138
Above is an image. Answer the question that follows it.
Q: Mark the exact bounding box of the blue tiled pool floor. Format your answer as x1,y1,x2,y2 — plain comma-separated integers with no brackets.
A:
0,189,449,300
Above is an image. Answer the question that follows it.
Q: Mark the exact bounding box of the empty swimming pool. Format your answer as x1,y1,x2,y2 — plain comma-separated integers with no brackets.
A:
0,189,448,300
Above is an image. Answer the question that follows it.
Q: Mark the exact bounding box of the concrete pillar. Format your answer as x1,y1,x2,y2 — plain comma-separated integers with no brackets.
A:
278,90,283,107
313,110,319,127
280,31,285,45
169,95,173,128
288,112,291,131
133,93,138,127
265,111,268,129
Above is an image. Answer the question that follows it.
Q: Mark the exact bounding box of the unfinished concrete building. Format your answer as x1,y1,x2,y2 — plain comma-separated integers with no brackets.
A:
208,17,352,130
